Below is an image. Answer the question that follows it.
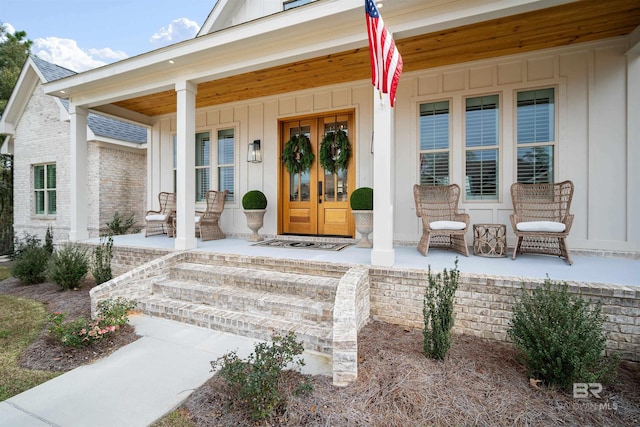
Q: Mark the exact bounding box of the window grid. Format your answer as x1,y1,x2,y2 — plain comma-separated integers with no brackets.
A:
195,132,210,202
465,94,499,201
419,100,450,186
516,88,555,184
34,163,56,215
217,128,235,203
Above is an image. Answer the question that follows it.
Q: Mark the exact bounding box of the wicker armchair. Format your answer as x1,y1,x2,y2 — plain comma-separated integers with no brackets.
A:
196,190,229,241
510,180,574,265
144,192,176,237
413,184,470,257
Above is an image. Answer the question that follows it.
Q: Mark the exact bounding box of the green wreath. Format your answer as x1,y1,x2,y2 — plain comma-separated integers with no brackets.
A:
281,134,315,174
319,129,351,174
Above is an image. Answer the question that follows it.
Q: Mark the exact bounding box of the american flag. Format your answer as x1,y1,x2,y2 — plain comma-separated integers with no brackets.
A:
365,0,403,107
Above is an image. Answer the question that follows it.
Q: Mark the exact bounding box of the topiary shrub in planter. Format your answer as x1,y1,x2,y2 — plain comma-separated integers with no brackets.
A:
350,187,373,211
350,187,373,248
242,190,267,242
242,190,268,210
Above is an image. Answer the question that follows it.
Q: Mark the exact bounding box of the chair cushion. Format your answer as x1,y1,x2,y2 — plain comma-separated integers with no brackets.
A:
195,216,201,223
430,220,466,230
145,214,167,221
516,221,566,233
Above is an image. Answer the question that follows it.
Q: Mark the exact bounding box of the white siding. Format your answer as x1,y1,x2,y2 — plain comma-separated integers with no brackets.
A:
151,37,638,253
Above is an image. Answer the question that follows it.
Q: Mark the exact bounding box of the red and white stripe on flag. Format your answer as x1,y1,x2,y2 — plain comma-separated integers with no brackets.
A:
365,0,403,107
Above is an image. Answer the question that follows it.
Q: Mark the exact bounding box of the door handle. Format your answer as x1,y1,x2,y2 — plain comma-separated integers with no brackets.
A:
318,181,323,204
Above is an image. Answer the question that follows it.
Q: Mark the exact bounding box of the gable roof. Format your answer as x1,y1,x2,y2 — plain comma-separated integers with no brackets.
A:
3,56,147,145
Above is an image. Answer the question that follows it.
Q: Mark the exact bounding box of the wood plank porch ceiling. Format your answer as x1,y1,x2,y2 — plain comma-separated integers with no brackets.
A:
114,0,640,117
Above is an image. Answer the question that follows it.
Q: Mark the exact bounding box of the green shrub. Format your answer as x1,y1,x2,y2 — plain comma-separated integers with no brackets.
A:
49,244,88,290
211,332,311,421
507,278,619,389
44,225,54,255
350,187,373,210
48,297,137,347
97,297,137,327
106,211,139,235
92,235,113,285
423,259,459,360
11,237,50,285
242,190,267,210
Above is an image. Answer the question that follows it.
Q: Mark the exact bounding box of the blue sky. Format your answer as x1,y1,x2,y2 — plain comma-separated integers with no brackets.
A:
1,0,217,71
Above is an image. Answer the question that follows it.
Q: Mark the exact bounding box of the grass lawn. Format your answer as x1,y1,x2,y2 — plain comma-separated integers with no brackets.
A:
0,265,10,281
0,293,60,401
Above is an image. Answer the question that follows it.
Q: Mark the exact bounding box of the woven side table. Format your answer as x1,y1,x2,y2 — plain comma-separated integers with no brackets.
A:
473,224,507,257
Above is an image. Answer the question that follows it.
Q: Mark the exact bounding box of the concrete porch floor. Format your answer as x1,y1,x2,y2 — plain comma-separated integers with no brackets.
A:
85,233,639,287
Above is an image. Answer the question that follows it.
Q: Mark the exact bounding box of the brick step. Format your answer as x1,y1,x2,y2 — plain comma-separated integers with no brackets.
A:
152,280,334,326
170,262,338,301
136,296,333,354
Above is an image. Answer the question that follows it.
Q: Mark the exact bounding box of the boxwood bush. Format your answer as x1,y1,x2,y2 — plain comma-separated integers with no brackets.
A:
242,190,267,210
507,278,619,389
350,187,373,210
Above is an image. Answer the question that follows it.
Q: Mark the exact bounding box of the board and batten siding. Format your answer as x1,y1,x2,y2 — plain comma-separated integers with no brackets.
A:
151,37,638,254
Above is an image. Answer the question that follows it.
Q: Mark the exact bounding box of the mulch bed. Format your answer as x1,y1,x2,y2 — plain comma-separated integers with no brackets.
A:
0,276,138,372
1,272,639,426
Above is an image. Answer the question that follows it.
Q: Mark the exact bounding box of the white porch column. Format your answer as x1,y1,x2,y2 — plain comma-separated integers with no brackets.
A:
371,88,395,266
627,30,640,250
174,80,197,250
69,104,89,242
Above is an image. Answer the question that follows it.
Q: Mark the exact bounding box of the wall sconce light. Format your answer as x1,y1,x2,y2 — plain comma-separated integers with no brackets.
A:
247,139,262,163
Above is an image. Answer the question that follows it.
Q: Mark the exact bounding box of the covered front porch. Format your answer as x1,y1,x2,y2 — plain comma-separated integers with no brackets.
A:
88,233,640,287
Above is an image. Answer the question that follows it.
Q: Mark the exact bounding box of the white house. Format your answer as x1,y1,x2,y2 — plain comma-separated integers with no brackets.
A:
1,0,639,265
0,56,148,240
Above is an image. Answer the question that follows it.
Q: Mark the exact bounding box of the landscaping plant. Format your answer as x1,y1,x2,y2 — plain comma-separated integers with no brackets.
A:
423,259,459,360
11,234,50,285
48,243,88,290
92,235,114,285
44,225,54,254
47,297,137,347
211,332,311,421
507,278,619,389
106,211,139,235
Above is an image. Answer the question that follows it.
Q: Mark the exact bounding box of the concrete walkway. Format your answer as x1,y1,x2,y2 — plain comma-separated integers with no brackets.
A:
0,315,332,427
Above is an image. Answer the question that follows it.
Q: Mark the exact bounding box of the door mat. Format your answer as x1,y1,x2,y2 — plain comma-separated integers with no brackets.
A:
252,239,352,251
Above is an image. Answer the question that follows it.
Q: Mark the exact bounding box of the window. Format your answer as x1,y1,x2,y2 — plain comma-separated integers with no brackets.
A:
419,101,450,185
195,132,210,202
217,128,235,203
284,0,312,10
465,95,499,200
173,129,235,203
34,163,56,215
516,88,555,183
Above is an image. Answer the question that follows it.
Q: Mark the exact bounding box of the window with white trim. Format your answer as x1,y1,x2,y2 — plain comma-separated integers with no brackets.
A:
217,128,235,203
195,132,210,202
173,129,235,203
516,88,555,183
419,100,450,185
465,94,499,200
34,163,56,215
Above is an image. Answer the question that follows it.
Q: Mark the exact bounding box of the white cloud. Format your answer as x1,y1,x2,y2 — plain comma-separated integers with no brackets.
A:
31,37,128,72
150,18,200,48
0,22,16,40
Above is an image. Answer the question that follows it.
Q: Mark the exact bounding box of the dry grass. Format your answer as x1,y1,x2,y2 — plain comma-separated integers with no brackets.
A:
164,321,640,427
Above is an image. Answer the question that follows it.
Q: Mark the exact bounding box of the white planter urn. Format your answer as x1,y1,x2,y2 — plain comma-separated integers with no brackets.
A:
352,210,373,248
244,209,266,242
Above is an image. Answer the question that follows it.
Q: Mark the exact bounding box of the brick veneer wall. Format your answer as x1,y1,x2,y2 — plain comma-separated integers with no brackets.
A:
369,267,640,361
96,146,146,238
84,245,639,362
12,82,147,242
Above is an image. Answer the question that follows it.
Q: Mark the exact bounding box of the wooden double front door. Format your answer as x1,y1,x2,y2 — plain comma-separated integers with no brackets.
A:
281,113,355,237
